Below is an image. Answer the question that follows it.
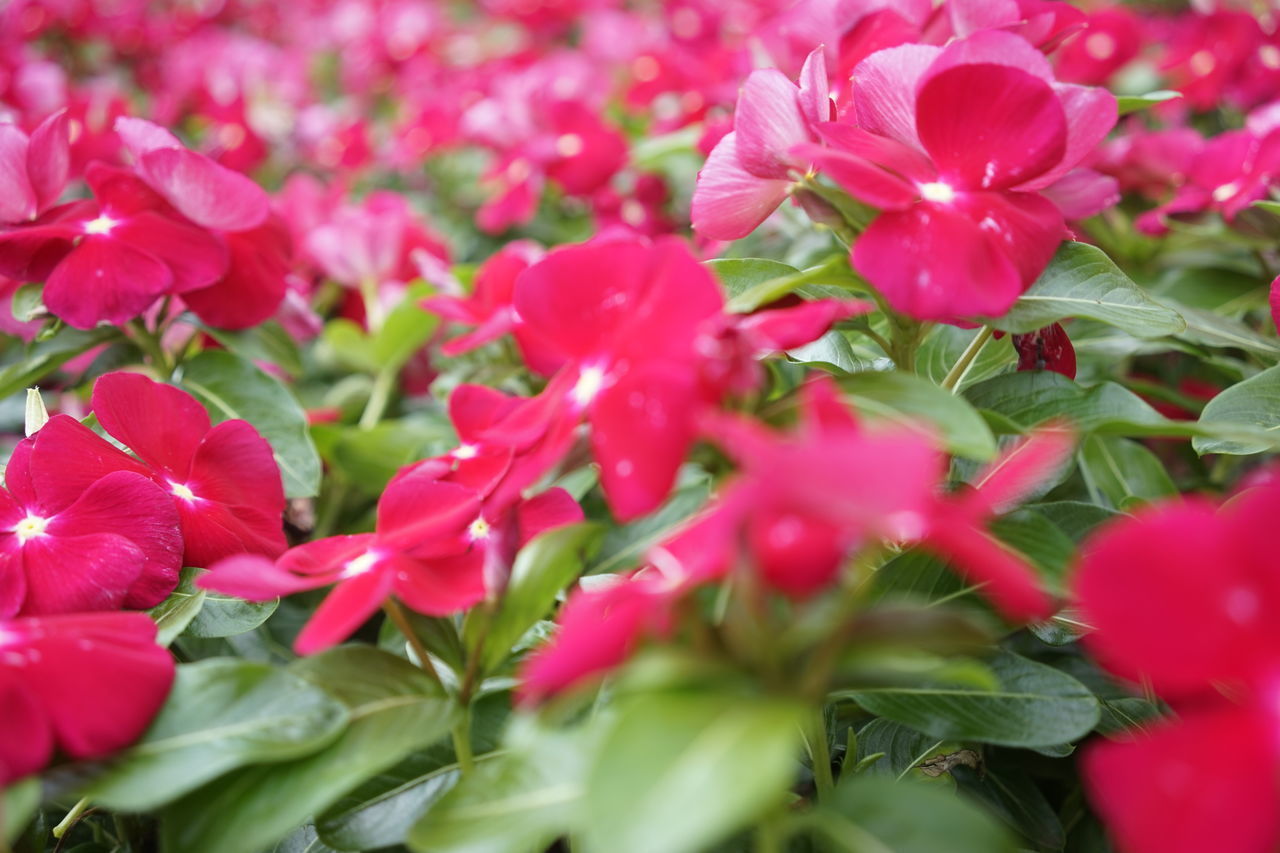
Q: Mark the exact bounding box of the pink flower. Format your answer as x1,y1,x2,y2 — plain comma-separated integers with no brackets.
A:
0,109,69,225
0,415,182,616
423,240,545,358
691,47,831,241
28,373,287,568
803,32,1117,320
200,472,581,655
0,612,174,785
1055,9,1143,86
1073,483,1280,853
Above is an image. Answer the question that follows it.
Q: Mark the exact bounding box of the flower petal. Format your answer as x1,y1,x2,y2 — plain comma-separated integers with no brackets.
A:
92,372,211,476
691,132,792,241
43,236,172,329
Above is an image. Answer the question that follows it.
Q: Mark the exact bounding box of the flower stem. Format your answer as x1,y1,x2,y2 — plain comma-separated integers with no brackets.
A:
126,320,173,377
383,600,443,687
51,798,92,839
358,367,397,430
451,716,475,775
805,707,835,802
941,326,993,391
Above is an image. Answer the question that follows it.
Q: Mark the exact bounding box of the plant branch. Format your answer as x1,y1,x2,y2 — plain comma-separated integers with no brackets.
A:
941,326,993,391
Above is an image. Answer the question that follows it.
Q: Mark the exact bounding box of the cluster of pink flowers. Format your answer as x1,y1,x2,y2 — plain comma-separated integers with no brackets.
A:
0,371,287,784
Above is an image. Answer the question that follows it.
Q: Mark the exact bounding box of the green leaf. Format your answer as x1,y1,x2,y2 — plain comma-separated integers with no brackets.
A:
160,647,456,853
328,418,455,493
706,258,798,302
2,778,39,845
1115,90,1181,114
472,523,602,672
580,691,805,853
986,242,1184,337
179,349,323,498
321,319,379,374
808,775,1017,853
708,257,861,312
11,283,44,323
407,720,595,853
588,482,711,576
84,659,349,811
853,719,948,779
372,286,439,370
204,321,304,376
1170,302,1280,357
0,327,118,400
845,651,1100,748
149,568,278,644
1078,435,1177,509
953,759,1065,849
838,370,998,460
1195,363,1280,454
917,326,1016,391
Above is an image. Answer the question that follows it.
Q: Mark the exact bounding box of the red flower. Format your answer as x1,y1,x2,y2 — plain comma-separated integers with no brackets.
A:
1073,483,1280,853
0,415,182,616
423,240,546,360
29,373,287,568
802,32,1117,320
200,470,581,655
0,612,175,785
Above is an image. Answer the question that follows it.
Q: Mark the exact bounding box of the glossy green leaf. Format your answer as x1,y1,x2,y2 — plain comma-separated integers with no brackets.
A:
0,327,118,400
581,692,805,853
807,775,1017,853
839,370,998,460
1171,302,1280,357
321,319,380,374
149,568,279,644
987,242,1184,337
1078,435,1177,509
917,326,1016,391
1194,363,1280,454
853,718,947,779
953,762,1064,849
148,568,209,646
160,647,456,853
588,483,711,576
205,321,304,376
471,523,602,672
846,651,1100,748
407,720,594,853
85,659,349,811
372,286,439,369
180,349,323,497
2,778,39,845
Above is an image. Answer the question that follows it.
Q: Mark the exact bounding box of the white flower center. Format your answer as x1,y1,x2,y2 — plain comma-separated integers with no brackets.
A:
1212,182,1239,203
555,133,584,157
453,443,478,460
572,365,608,407
468,517,491,541
83,214,118,235
918,182,956,204
12,514,49,544
170,481,198,502
342,551,381,577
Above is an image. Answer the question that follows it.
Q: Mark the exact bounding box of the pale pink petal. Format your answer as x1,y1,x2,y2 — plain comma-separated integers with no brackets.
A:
851,43,941,151
0,124,37,223
691,132,792,241
733,69,809,179
26,110,69,212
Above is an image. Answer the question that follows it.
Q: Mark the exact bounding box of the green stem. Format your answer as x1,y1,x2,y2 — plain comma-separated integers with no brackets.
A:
359,276,386,333
805,707,835,802
359,367,397,430
753,813,786,853
941,326,993,391
52,798,91,839
126,320,173,377
451,716,475,776
383,600,442,687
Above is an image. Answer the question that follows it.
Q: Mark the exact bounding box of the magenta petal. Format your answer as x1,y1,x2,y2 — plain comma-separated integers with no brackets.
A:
1038,169,1120,220
734,69,808,179
392,551,488,617
199,552,330,601
276,534,377,578
800,144,919,210
440,309,516,356
916,65,1067,190
294,568,395,655
188,420,285,516
182,220,289,330
1084,706,1280,853
44,236,172,329
924,29,1056,83
17,531,144,616
49,471,182,610
26,414,154,511
815,123,936,183
0,543,28,619
113,211,229,294
93,372,211,476
853,204,1022,320
738,298,872,353
1020,84,1119,191
0,678,52,784
921,518,1054,621
449,384,522,442
963,423,1075,517
27,110,70,212
851,44,941,151
516,488,585,545
797,47,831,127
956,190,1065,286
15,612,174,759
137,146,269,232
691,132,792,241
376,478,481,556
0,125,36,224
590,363,701,521
1073,500,1273,698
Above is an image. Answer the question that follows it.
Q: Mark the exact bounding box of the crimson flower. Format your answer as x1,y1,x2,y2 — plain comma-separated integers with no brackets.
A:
0,612,174,785
200,470,581,655
28,373,287,568
803,31,1117,320
0,416,182,616
1073,483,1280,853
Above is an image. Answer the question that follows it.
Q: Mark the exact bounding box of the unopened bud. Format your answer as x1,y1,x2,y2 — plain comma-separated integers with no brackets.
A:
24,388,49,437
